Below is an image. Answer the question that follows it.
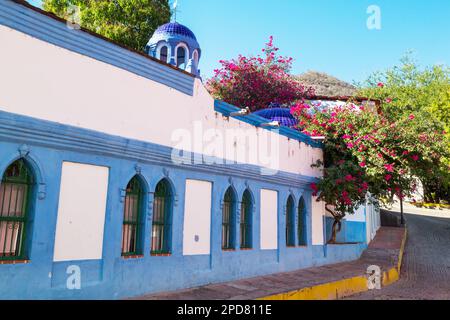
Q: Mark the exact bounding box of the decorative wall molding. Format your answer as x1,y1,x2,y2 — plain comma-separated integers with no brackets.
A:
214,100,323,149
134,164,142,175
18,144,30,157
37,183,46,200
0,110,318,189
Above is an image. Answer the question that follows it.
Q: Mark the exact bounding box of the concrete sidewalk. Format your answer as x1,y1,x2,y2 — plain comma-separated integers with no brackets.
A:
133,227,406,300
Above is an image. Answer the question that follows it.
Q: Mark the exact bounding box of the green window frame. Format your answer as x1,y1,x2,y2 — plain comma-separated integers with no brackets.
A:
222,188,235,250
286,196,296,247
151,179,172,255
298,197,307,246
0,159,34,261
121,176,144,256
240,190,252,249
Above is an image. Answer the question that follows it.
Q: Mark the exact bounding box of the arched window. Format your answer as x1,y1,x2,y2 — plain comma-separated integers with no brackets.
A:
298,197,307,246
159,46,168,63
193,50,199,66
151,179,172,254
240,190,252,249
176,46,186,68
0,159,34,261
222,187,236,250
121,176,145,256
286,195,295,247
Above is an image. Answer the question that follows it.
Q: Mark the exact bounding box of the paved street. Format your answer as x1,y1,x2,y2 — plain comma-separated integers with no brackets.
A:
347,204,450,300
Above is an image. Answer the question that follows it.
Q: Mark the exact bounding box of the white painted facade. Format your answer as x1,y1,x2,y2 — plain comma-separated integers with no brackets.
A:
260,189,278,250
0,17,380,262
53,162,109,262
182,179,212,256
0,24,322,179
365,202,381,243
311,196,325,245
0,1,381,299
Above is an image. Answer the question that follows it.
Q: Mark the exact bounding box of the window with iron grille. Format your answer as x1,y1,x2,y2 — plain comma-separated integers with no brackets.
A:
121,176,144,256
240,190,252,249
222,188,235,250
0,159,34,261
151,179,172,255
286,196,295,247
298,197,307,246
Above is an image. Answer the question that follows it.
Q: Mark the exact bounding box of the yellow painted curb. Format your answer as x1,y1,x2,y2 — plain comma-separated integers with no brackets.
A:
259,228,408,300
382,228,407,287
258,275,369,300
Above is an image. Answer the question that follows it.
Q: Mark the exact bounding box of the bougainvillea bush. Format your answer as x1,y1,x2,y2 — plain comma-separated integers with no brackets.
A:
291,101,448,243
206,37,314,111
357,57,450,203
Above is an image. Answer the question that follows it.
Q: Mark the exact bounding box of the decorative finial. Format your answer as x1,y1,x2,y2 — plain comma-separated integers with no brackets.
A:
172,0,178,22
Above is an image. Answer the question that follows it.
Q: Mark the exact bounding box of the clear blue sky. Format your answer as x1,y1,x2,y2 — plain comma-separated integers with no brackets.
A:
27,0,450,84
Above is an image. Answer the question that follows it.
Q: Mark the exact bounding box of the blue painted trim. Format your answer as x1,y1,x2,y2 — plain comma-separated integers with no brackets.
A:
0,110,318,188
0,136,367,299
214,100,324,149
324,217,366,244
0,0,195,96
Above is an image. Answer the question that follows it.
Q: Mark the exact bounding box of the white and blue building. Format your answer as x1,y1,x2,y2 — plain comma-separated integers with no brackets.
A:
0,0,380,299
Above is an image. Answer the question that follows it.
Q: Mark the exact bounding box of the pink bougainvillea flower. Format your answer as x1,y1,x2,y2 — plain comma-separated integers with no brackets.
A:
384,163,395,172
377,82,384,88
402,150,409,156
412,155,419,161
385,174,392,182
345,175,354,182
362,182,369,190
311,183,318,196
385,98,392,103
347,142,354,149
359,162,366,168
409,114,415,120
342,134,352,140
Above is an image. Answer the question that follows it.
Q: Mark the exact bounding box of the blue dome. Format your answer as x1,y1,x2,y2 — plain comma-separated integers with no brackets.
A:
254,107,299,128
154,22,197,41
147,22,201,76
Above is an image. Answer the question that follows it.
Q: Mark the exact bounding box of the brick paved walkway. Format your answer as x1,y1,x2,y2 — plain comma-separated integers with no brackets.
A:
132,227,405,300
347,206,450,300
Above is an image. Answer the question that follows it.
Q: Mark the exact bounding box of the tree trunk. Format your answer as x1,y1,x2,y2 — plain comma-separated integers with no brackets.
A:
329,218,342,244
326,205,344,244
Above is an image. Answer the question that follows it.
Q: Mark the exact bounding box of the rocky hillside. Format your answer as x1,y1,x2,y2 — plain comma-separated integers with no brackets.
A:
296,71,357,97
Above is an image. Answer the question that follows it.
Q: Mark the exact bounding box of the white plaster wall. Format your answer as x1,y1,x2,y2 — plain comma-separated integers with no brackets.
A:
260,189,278,250
311,196,325,245
365,202,381,243
346,205,366,222
53,162,109,262
0,25,322,177
182,179,212,256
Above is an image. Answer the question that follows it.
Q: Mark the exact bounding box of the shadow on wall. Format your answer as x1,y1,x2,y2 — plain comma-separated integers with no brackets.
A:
380,209,403,227
324,217,366,244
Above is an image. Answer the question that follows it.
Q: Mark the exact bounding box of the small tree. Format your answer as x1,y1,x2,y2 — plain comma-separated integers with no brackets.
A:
357,55,450,203
43,0,171,51
291,101,448,243
206,37,314,111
